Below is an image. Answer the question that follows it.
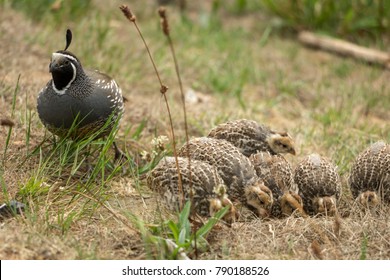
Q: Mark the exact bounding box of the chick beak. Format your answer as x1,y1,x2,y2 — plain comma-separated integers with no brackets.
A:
290,148,297,156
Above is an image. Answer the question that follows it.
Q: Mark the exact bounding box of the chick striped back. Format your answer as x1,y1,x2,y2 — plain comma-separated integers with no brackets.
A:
147,157,226,216
207,119,274,156
294,154,341,215
348,141,390,201
178,137,259,202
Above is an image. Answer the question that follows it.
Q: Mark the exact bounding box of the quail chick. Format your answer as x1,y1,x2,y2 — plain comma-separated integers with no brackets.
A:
178,137,273,218
37,29,124,159
147,157,238,224
250,151,305,218
207,119,296,157
294,154,341,216
349,141,390,208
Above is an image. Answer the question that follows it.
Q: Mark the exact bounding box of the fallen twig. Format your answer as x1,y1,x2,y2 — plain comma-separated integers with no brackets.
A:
298,31,390,69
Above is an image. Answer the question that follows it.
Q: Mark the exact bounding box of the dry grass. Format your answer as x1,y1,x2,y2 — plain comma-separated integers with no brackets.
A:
0,0,389,259
204,205,390,259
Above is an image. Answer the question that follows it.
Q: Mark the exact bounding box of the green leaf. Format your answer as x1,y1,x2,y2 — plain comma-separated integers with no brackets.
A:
178,228,187,245
196,205,229,238
167,220,179,241
178,201,191,229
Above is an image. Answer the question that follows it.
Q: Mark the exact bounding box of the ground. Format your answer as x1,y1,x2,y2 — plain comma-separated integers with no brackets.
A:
0,0,389,260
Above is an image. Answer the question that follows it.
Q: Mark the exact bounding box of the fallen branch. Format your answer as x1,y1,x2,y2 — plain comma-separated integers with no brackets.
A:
298,31,390,69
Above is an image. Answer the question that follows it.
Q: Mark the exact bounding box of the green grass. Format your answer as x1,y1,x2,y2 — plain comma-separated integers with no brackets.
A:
14,113,129,235
134,201,230,259
3,0,92,25
360,233,369,260
261,0,390,46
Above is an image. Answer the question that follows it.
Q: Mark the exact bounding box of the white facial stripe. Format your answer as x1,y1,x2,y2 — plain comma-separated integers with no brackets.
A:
69,62,77,84
52,62,77,95
52,52,78,63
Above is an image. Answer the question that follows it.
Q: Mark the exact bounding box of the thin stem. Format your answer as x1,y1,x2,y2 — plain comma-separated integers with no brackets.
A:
158,6,196,258
119,5,184,209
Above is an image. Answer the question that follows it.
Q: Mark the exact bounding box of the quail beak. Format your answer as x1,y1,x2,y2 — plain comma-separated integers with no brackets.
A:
49,53,64,73
49,59,60,73
49,62,54,73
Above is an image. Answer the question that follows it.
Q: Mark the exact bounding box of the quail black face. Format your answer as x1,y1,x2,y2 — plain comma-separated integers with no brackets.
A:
50,52,78,93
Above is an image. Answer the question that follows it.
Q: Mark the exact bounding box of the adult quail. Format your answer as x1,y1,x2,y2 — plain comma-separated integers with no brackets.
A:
294,154,341,216
207,119,296,157
250,151,305,218
147,156,238,224
348,141,390,208
37,29,124,158
178,137,274,218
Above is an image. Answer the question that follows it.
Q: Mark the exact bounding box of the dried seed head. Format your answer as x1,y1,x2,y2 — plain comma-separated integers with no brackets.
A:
158,7,170,36
0,118,15,127
120,5,136,22
160,84,169,94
